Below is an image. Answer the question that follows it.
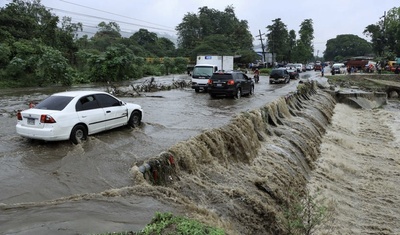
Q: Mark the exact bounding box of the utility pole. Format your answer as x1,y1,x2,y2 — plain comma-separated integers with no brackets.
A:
256,30,266,66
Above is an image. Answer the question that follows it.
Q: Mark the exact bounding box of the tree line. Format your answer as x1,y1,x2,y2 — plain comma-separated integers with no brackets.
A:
1,0,398,88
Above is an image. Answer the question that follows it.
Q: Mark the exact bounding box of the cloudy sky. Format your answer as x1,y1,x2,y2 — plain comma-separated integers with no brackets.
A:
1,0,398,55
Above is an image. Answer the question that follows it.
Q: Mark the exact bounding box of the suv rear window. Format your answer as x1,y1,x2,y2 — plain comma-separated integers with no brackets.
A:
270,69,284,76
35,95,73,111
211,74,233,80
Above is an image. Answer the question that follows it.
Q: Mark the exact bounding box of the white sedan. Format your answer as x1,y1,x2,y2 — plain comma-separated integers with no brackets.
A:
16,90,143,144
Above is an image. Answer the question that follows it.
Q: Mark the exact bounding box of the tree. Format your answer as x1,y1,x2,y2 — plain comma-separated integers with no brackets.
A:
0,43,11,68
288,30,296,62
266,18,289,63
324,34,372,61
385,7,400,56
84,44,135,82
57,16,82,64
364,7,400,58
193,34,232,56
173,57,189,74
35,45,71,86
0,0,58,44
90,21,122,51
176,13,201,53
296,19,314,63
364,24,385,57
129,29,175,57
176,5,253,59
163,57,174,75
157,37,176,57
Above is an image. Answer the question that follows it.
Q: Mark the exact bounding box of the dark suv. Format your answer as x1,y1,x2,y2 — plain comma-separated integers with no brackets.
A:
269,68,290,84
207,71,254,99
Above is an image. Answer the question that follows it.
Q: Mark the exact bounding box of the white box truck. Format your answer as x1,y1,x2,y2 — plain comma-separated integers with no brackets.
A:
191,55,234,92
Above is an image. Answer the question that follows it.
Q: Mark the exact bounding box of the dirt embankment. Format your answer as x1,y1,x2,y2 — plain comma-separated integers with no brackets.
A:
326,74,400,92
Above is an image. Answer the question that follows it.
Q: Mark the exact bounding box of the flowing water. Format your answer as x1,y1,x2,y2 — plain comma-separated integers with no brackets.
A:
308,101,400,235
1,77,399,235
129,82,339,235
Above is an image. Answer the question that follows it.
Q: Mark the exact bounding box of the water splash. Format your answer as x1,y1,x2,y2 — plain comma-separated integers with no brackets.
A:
132,81,337,234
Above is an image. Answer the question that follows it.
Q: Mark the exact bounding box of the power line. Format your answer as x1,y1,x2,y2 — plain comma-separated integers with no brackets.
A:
49,7,176,33
58,0,175,31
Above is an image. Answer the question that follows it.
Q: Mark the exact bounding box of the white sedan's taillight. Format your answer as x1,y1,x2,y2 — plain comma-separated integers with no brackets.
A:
17,111,22,120
40,115,56,123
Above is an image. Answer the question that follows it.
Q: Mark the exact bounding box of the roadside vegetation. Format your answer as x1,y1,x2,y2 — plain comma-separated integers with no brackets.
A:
2,1,398,89
93,188,335,235
94,212,225,235
0,0,258,88
280,188,335,235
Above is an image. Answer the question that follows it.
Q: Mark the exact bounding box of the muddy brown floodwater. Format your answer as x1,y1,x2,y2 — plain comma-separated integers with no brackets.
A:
1,72,399,235
308,102,400,234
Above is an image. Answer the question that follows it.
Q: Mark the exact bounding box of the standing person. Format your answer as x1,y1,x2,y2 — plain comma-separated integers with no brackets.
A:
254,68,260,83
321,66,324,77
377,62,382,74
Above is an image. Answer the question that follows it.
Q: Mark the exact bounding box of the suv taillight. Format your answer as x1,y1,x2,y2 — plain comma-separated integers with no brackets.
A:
40,114,56,123
227,79,235,85
207,79,212,84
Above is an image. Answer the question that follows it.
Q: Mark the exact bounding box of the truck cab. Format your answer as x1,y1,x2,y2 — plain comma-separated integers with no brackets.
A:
191,64,218,92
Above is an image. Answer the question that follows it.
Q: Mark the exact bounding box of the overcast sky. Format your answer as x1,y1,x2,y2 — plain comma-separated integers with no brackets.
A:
1,0,398,56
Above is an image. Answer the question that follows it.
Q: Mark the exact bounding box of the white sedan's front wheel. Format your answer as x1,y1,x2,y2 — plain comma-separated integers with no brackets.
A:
128,110,142,128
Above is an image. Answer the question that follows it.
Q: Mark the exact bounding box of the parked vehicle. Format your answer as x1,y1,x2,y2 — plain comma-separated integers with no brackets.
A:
345,59,369,71
387,61,398,72
16,91,143,144
295,63,303,73
331,63,346,74
285,63,296,70
314,63,322,71
287,68,299,80
207,71,254,99
269,68,290,84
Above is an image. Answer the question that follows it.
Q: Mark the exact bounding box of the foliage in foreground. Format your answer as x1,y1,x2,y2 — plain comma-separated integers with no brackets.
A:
280,188,335,235
95,212,225,235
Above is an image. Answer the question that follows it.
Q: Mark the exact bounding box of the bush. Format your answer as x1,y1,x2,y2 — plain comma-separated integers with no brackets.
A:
95,212,225,235
279,188,335,235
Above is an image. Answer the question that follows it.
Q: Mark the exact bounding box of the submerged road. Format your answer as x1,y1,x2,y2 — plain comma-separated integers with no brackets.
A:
0,71,317,234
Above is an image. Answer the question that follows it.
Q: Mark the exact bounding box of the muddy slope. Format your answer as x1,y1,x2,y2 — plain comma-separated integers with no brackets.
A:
130,81,336,234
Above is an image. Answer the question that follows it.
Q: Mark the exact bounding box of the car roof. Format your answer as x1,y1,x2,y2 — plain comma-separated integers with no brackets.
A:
51,90,109,97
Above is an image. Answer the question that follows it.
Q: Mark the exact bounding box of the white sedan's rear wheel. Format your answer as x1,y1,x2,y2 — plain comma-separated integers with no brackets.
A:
70,124,87,144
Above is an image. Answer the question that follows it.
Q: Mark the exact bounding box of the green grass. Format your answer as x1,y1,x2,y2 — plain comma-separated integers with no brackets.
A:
95,212,225,235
